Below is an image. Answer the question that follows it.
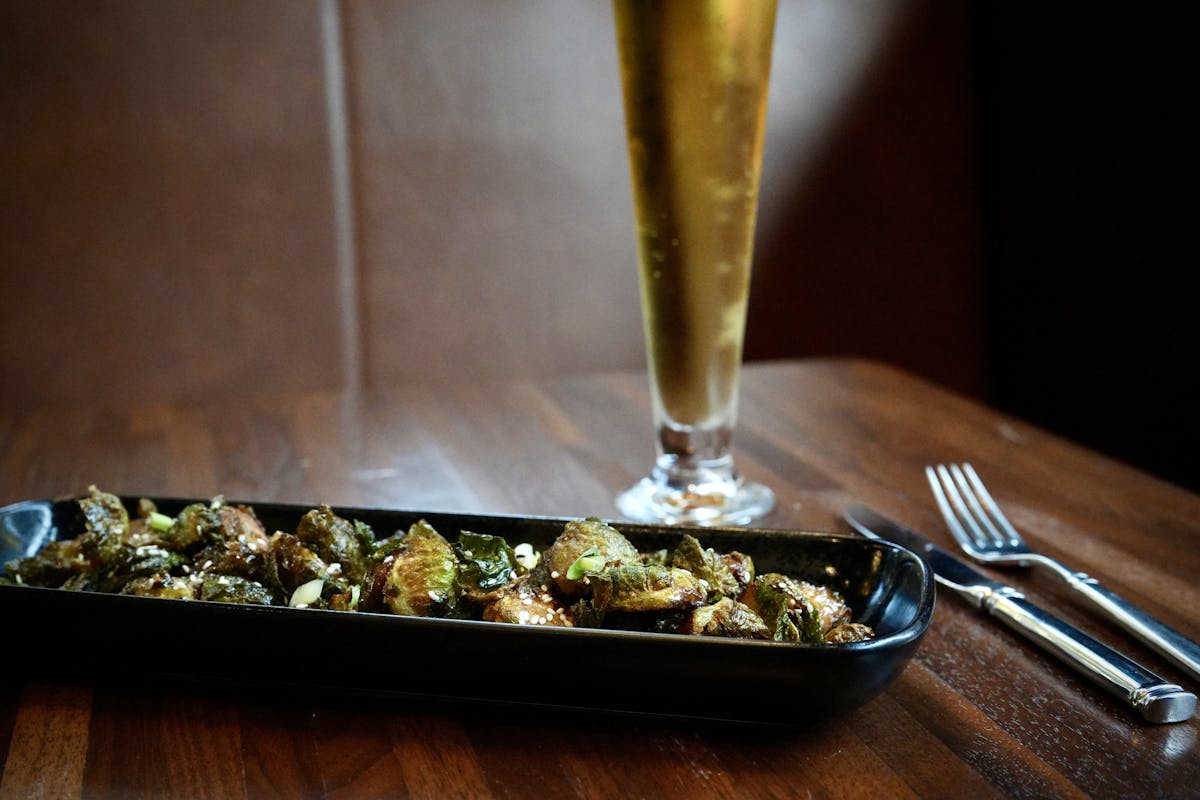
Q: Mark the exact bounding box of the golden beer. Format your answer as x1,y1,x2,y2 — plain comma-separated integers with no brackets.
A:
614,0,776,427
614,0,777,524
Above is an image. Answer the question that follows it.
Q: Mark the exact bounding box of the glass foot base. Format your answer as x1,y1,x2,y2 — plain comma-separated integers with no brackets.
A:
616,476,774,527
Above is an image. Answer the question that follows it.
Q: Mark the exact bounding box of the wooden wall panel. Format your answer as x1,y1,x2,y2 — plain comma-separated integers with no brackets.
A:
748,0,986,399
1,0,986,406
0,0,343,405
344,0,645,386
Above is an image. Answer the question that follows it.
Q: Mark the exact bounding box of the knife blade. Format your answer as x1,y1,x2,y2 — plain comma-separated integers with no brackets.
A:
843,504,1196,724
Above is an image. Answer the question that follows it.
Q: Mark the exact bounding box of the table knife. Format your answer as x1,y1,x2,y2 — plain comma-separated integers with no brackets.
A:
843,504,1196,724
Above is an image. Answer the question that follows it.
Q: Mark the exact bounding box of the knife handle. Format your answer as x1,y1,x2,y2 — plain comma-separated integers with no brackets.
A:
982,588,1196,724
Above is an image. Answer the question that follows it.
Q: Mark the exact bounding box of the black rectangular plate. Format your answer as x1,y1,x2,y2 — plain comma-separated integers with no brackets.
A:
0,494,934,724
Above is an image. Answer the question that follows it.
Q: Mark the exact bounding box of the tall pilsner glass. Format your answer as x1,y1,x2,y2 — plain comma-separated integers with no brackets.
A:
613,0,777,525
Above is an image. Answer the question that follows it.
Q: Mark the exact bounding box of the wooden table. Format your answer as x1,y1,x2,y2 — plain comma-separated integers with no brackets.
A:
2,359,1197,798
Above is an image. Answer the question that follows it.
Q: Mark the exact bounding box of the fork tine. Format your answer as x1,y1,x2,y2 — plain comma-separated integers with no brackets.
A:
934,464,995,548
946,464,1008,548
960,464,1023,546
925,465,984,552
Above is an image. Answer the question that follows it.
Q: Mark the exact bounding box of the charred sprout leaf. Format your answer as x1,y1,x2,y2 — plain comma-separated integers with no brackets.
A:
569,598,606,629
670,534,753,600
367,530,407,565
161,502,222,552
360,520,460,617
120,574,195,599
825,622,875,643
77,486,130,567
353,520,376,550
81,542,190,594
680,597,769,639
79,485,129,539
455,531,518,595
4,538,92,588
589,564,706,613
640,548,669,567
198,574,274,605
215,506,267,547
791,580,854,635
327,584,360,611
747,574,824,643
296,505,370,584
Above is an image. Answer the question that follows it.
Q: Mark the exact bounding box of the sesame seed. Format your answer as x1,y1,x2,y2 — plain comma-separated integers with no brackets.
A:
427,590,438,600
517,610,530,623
521,597,533,606
550,571,560,579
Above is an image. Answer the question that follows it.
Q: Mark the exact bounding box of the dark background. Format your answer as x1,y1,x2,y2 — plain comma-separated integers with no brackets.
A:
969,3,1195,491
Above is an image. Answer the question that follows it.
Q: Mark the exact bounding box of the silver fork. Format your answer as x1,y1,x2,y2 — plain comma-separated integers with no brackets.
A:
927,463,1200,684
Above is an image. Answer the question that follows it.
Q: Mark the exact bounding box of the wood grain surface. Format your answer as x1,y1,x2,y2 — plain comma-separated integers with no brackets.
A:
1,359,1196,799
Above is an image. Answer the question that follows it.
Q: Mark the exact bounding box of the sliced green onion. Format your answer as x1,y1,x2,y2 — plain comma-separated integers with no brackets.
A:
513,542,539,570
147,511,175,532
289,578,324,608
566,546,605,580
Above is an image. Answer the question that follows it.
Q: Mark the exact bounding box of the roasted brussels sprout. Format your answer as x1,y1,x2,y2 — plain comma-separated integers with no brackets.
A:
263,532,348,599
679,597,770,639
744,573,824,643
77,485,130,566
197,574,274,605
542,518,641,597
160,502,221,553
4,538,91,588
192,528,272,582
793,580,854,636
296,505,372,584
482,574,573,627
589,564,706,613
3,487,876,646
360,520,460,617
120,573,196,599
825,622,876,644
94,545,189,593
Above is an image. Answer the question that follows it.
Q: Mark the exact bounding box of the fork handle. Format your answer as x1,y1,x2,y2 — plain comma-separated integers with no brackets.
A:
982,589,1196,723
1049,566,1200,683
